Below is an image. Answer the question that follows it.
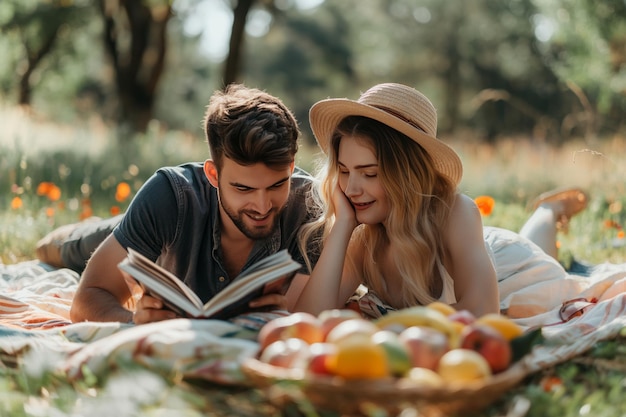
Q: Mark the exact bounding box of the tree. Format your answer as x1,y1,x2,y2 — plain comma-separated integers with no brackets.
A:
0,1,87,106
98,0,172,133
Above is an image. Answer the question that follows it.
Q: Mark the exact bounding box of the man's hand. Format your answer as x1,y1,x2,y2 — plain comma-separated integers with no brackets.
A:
133,294,181,324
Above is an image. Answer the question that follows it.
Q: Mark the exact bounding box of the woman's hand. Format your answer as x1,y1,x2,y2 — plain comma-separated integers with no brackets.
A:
332,184,358,230
132,294,181,324
248,293,289,311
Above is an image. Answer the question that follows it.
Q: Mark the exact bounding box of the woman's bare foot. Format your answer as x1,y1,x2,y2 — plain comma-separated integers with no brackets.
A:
531,187,589,233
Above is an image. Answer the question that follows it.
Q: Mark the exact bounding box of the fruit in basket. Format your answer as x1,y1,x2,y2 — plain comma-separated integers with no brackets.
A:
425,301,456,317
259,338,311,368
306,342,337,375
374,306,459,347
325,318,379,344
447,309,477,335
437,348,492,383
326,333,389,379
404,367,445,387
448,309,477,326
257,312,324,350
398,326,450,371
476,313,524,341
372,330,412,376
318,308,362,339
460,323,512,373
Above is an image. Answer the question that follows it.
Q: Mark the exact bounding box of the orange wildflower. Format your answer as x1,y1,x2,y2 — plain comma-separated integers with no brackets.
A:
37,182,54,196
11,196,23,210
604,219,622,229
115,182,131,202
45,207,55,217
47,185,61,201
618,230,625,239
474,195,495,216
36,182,61,201
110,205,121,216
79,206,93,220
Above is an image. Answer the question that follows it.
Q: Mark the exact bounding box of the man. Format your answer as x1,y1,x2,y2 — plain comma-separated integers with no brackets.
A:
68,84,320,324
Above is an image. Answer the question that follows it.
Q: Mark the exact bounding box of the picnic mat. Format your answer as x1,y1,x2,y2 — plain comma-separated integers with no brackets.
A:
0,259,625,385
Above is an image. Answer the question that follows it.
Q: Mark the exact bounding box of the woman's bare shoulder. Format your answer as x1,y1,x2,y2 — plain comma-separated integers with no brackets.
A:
450,193,480,217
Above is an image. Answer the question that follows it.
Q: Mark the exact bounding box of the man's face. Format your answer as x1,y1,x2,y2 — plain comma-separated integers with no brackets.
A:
215,159,293,240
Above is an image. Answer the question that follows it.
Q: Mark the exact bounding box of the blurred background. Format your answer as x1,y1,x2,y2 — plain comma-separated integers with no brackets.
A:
1,0,626,262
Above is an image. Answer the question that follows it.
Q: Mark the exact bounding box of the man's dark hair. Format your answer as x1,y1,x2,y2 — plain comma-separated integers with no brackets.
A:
204,84,300,170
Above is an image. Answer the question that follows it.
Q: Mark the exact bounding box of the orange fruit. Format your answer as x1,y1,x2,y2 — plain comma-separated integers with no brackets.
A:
326,334,389,379
426,301,456,317
475,313,524,341
437,349,492,383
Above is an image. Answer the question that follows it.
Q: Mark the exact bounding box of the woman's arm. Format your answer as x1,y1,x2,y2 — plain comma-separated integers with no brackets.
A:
444,194,499,317
292,186,361,315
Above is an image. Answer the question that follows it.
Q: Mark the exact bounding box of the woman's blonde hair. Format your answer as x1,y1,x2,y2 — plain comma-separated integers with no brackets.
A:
299,116,458,308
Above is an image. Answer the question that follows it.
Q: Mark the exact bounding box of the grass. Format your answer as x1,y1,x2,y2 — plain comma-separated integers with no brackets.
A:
1,107,626,416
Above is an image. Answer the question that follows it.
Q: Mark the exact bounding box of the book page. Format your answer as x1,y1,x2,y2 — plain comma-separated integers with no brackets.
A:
118,258,203,317
119,248,300,320
200,259,300,317
126,249,203,307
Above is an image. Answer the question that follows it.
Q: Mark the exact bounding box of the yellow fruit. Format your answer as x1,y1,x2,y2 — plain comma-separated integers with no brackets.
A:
450,320,466,336
426,301,456,317
326,334,389,379
476,313,524,341
325,318,379,344
375,306,459,348
437,349,492,383
404,367,445,387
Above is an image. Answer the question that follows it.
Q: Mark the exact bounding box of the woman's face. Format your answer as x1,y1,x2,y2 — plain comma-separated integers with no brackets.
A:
337,135,390,225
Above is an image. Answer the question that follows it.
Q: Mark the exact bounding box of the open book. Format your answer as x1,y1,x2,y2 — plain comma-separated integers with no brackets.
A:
118,248,301,320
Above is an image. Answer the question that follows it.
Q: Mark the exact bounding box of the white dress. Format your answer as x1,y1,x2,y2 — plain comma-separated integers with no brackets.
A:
355,226,574,319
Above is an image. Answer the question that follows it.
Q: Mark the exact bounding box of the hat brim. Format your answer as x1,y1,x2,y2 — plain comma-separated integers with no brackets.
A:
309,99,463,185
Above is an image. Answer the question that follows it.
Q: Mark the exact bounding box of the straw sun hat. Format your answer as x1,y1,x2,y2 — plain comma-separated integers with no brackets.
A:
309,83,463,185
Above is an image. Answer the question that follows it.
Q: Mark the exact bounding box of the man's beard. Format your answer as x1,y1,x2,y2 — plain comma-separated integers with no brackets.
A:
218,189,285,240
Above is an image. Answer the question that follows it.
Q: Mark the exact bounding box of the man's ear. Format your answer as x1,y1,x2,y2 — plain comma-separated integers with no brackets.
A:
204,160,219,188
290,161,295,173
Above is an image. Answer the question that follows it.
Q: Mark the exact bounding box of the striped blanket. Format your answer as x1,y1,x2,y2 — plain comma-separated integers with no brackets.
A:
1,259,625,385
0,261,288,385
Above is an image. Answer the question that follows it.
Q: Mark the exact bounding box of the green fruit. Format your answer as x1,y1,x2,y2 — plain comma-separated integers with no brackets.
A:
372,330,412,377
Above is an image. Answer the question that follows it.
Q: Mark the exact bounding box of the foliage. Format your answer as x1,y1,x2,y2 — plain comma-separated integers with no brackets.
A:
1,0,626,143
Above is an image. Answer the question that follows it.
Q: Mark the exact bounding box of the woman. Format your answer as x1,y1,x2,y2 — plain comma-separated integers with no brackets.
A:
294,83,587,319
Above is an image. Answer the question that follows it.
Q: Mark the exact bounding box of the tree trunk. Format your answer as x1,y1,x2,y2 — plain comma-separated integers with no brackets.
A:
99,0,171,133
18,25,60,106
222,0,255,87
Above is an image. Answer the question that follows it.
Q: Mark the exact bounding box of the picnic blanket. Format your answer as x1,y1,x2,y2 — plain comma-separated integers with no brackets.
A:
0,261,288,385
0,259,625,385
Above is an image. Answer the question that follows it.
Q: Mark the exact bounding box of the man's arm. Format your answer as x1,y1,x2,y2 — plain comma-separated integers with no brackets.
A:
70,234,135,322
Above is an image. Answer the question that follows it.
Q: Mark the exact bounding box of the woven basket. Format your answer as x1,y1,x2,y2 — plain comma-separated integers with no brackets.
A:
241,357,530,416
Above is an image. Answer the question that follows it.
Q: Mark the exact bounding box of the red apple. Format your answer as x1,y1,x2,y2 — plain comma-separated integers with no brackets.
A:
259,338,311,368
257,312,324,350
460,323,512,373
448,309,477,326
398,326,450,371
306,342,337,375
317,309,362,340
